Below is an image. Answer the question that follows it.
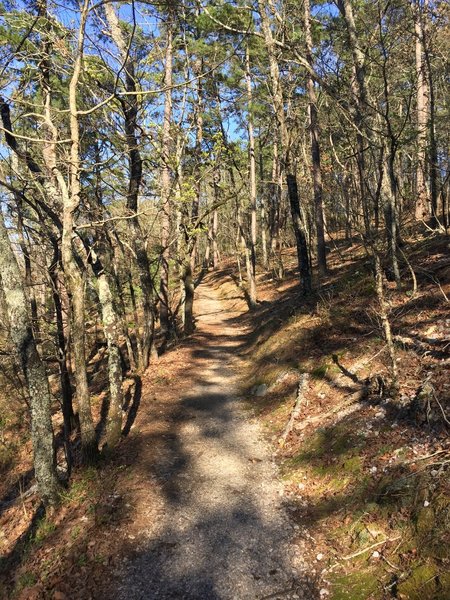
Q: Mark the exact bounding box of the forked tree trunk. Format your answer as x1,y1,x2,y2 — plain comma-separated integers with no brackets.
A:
64,1,98,463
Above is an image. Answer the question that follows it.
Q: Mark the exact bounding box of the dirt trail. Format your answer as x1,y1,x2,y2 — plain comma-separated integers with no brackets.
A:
113,281,316,599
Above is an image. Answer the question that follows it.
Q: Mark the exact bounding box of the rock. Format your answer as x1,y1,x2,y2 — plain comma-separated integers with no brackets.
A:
252,384,269,397
397,564,438,599
416,506,435,536
316,553,324,561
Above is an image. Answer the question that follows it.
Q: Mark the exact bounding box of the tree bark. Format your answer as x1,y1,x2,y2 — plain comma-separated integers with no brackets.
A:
245,44,258,307
0,210,60,505
159,13,174,340
104,2,157,369
414,0,430,221
257,0,311,292
64,0,98,462
304,0,327,276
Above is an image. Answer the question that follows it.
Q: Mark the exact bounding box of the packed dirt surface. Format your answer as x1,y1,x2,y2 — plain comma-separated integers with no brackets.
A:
110,281,317,600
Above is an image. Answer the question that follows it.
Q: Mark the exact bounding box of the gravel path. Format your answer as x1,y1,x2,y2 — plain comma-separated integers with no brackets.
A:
114,282,316,599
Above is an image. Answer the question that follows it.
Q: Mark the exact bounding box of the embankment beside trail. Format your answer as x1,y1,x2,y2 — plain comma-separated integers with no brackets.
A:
211,235,450,600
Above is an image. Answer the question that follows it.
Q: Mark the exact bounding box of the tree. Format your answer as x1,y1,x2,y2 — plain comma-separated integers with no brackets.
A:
0,209,60,506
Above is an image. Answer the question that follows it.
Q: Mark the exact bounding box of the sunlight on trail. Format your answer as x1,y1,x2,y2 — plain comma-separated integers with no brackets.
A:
111,283,317,600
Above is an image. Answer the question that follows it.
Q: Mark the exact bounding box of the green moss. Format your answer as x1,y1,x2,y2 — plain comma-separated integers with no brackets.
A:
416,507,435,537
343,456,363,474
77,553,88,567
330,570,378,600
438,571,450,598
33,518,56,543
292,425,364,464
397,564,438,600
16,571,37,591
61,467,98,504
311,363,329,379
350,522,372,549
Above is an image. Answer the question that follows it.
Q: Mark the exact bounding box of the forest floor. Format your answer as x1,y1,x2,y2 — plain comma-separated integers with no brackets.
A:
0,228,449,600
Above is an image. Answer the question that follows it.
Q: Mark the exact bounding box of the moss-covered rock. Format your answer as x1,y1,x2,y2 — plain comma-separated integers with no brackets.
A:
416,507,435,537
397,564,438,600
330,570,379,600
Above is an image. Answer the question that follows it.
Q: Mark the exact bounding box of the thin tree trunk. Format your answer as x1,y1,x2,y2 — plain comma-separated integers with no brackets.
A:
304,0,327,276
258,140,268,270
414,0,430,221
258,0,311,291
16,201,40,336
90,162,124,448
104,3,157,369
245,44,258,307
49,242,74,474
287,175,312,294
337,0,373,236
373,251,398,390
212,208,220,268
97,270,123,448
159,14,174,340
421,0,439,225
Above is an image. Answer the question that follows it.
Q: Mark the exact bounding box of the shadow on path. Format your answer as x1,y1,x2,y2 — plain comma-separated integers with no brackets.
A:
106,282,318,600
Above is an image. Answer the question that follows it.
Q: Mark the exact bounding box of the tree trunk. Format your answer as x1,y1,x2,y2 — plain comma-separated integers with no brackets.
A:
420,0,439,226
373,251,398,390
104,2,157,370
304,0,327,276
287,175,312,294
65,0,98,463
245,44,258,306
159,14,174,340
258,139,268,270
49,242,74,474
257,0,311,292
337,0,373,236
0,210,60,506
97,269,123,448
414,0,430,221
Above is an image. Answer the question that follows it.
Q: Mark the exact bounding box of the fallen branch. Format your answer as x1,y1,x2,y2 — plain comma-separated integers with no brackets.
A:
404,449,449,465
342,535,401,561
297,390,362,431
278,374,309,447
